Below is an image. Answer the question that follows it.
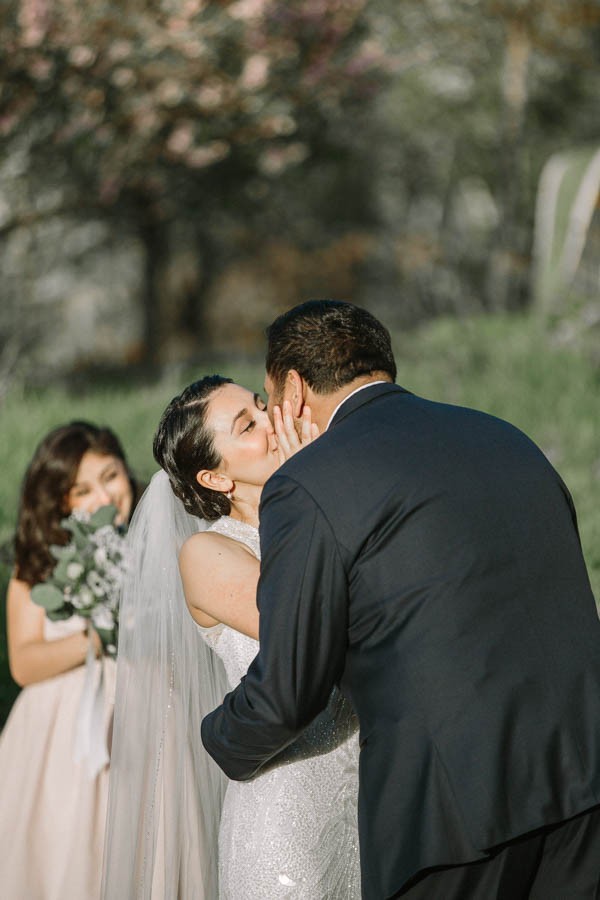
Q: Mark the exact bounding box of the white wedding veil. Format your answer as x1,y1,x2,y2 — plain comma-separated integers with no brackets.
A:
102,470,229,899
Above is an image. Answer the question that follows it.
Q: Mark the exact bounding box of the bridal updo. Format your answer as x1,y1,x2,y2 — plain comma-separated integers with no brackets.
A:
153,375,233,521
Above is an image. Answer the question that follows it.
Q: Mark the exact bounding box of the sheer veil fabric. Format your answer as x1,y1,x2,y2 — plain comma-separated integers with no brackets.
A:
102,470,229,899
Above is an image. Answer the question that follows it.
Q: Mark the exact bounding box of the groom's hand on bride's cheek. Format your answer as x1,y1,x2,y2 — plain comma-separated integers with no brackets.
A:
274,401,319,464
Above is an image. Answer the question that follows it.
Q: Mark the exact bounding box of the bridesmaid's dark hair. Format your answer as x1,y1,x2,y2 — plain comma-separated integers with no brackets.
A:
14,421,137,586
153,375,233,521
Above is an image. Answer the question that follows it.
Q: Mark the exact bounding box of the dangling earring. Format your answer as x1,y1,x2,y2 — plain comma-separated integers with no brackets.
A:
226,490,233,501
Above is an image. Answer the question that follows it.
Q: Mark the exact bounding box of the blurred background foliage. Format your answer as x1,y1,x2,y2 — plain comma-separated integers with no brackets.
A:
1,0,599,722
1,0,599,375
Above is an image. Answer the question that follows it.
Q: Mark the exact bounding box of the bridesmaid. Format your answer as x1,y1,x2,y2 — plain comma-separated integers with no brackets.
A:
0,421,139,900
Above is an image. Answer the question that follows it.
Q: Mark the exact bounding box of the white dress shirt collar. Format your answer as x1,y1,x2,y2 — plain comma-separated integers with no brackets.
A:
325,381,388,431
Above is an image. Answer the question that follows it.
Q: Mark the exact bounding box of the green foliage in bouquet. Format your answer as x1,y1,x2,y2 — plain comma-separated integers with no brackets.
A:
31,505,128,658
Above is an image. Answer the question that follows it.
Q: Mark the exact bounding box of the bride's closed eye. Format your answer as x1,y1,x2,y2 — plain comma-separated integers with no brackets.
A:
241,394,267,432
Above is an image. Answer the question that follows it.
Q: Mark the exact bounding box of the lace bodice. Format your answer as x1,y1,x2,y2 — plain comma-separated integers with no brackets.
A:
208,515,260,558
196,517,260,688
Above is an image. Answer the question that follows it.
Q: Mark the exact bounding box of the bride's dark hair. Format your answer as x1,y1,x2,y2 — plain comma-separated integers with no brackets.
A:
153,375,234,521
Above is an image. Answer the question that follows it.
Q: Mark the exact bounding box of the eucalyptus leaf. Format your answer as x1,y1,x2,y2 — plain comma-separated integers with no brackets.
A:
94,626,115,646
61,517,79,534
89,504,118,528
49,542,76,562
47,607,74,621
53,558,74,588
31,582,66,612
66,521,91,550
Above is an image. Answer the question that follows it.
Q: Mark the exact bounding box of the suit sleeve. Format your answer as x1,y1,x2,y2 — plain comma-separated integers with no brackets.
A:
201,474,349,781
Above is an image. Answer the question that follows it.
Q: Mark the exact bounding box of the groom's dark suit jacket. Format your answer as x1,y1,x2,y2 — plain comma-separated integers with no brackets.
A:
202,383,600,899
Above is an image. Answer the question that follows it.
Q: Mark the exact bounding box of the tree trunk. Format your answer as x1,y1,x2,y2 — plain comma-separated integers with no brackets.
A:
139,217,165,369
188,228,220,354
487,15,531,310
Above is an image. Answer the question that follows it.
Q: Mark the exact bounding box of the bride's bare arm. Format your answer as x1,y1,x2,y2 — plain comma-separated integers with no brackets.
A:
7,577,97,686
179,532,260,639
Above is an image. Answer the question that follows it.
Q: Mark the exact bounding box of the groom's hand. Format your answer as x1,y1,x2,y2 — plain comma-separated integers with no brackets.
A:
273,400,319,466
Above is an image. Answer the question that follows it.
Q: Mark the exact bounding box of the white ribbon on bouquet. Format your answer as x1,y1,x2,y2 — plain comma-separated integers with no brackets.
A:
73,635,109,778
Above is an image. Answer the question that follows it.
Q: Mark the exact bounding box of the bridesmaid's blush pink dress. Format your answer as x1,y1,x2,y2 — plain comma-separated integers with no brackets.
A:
0,614,116,900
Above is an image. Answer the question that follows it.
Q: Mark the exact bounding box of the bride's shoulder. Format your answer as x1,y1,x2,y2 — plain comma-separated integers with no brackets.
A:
180,528,228,559
179,527,254,570
178,521,260,638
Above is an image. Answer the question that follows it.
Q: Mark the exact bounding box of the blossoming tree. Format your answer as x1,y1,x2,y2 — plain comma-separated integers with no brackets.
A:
1,0,386,360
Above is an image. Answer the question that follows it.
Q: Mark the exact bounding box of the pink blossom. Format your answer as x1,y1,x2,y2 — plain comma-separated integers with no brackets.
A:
108,40,134,63
111,67,136,89
186,141,230,168
228,0,269,22
0,113,19,137
240,54,269,91
132,107,162,137
260,114,297,137
183,0,206,15
195,82,224,110
166,18,189,35
28,56,54,81
167,122,195,155
258,142,308,176
156,79,185,107
18,0,50,48
68,45,97,68
181,39,207,60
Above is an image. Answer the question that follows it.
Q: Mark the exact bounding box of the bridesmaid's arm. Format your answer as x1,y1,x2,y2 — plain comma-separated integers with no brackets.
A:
6,577,95,686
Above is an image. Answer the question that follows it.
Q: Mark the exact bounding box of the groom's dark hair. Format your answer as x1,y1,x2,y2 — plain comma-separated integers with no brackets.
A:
266,299,396,394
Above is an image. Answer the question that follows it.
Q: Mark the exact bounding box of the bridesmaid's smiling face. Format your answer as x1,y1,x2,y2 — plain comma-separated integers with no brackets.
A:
67,451,133,524
203,383,279,490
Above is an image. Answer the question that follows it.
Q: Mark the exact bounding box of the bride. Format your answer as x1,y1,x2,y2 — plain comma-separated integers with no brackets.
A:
102,375,360,899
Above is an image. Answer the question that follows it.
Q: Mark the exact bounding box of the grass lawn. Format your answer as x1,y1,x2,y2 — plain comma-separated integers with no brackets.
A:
1,313,598,725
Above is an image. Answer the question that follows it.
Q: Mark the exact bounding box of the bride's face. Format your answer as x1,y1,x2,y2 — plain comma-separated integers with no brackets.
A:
205,383,279,489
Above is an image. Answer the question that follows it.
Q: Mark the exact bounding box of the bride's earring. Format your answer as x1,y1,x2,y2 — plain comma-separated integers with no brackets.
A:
226,490,233,501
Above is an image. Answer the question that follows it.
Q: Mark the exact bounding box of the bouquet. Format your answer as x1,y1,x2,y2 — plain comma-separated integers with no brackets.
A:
31,505,128,658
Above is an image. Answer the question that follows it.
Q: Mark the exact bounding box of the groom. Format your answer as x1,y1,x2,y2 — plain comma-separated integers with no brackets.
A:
202,300,600,898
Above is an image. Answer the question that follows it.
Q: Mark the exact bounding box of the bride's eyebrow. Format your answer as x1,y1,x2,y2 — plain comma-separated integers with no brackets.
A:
231,394,263,432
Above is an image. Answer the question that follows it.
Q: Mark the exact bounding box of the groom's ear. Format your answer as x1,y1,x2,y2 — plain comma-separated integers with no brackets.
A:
285,370,306,419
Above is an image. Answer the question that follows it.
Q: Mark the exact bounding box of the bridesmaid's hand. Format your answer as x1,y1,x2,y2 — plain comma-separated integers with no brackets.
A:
273,401,319,466
85,625,104,659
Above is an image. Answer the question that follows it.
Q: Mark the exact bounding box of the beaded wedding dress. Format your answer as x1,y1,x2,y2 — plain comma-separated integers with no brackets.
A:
103,472,360,900
199,516,361,900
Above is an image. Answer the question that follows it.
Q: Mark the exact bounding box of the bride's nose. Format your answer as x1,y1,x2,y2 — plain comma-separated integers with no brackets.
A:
259,411,277,446
258,406,273,428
